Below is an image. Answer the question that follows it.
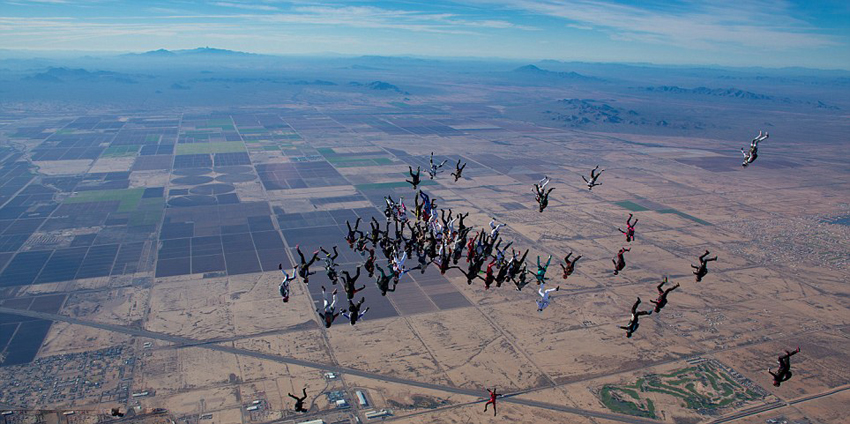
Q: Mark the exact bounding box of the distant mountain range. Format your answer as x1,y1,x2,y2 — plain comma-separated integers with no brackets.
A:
129,47,258,57
24,67,139,84
540,98,710,130
637,85,839,109
512,64,604,82
349,81,406,94
638,85,772,100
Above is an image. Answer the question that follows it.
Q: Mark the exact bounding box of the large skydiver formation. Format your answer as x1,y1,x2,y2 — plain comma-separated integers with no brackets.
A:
274,137,799,413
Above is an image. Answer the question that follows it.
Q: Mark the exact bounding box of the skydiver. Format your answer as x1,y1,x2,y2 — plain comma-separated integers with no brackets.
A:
419,190,437,219
489,218,506,239
612,247,630,275
508,248,529,277
649,277,679,313
742,131,768,167
278,263,296,303
620,297,652,338
341,266,364,300
768,347,800,387
692,250,717,282
321,246,339,268
383,195,398,221
288,388,308,413
452,232,468,265
536,282,559,312
392,250,410,278
483,388,502,416
482,259,497,289
428,152,448,179
406,165,422,189
451,159,466,181
344,218,362,248
295,245,320,284
560,252,581,280
316,286,340,328
375,265,397,296
414,248,431,274
369,217,383,245
343,297,370,326
538,175,550,191
354,232,369,253
536,254,552,285
533,184,554,213
459,259,484,285
618,213,638,243
513,264,532,291
395,198,409,223
364,248,376,277
495,258,510,287
582,165,604,190
435,244,454,275
456,211,470,234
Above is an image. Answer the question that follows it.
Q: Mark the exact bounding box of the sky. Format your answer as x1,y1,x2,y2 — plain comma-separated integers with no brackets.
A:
1,0,849,69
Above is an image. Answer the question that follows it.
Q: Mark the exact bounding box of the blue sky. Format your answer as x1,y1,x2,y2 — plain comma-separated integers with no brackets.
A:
1,0,848,69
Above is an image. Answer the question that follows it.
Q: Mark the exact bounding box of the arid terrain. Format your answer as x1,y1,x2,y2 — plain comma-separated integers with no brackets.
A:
1,54,848,424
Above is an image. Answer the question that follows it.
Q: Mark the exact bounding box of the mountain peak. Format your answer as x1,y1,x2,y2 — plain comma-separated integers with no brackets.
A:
514,64,544,73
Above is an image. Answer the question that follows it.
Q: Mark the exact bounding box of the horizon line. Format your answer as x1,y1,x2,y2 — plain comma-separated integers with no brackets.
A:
0,47,848,73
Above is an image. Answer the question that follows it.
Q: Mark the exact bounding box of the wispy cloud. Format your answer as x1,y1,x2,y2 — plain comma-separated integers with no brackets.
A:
211,1,280,12
154,5,536,34
474,0,839,50
7,0,71,4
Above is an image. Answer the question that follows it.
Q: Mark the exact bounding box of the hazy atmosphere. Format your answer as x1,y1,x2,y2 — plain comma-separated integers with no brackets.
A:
1,1,849,424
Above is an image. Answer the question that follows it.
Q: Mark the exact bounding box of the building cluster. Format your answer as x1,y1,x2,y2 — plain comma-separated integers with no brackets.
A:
0,346,134,408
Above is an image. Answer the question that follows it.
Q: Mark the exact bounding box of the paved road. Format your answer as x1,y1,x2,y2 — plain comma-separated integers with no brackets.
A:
709,385,850,424
0,306,661,424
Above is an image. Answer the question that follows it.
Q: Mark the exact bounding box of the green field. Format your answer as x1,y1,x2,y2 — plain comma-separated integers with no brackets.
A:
102,145,141,158
175,141,246,155
199,124,234,131
334,158,394,168
145,134,161,143
598,361,762,418
355,180,438,191
237,128,267,134
65,188,145,212
276,133,302,140
613,200,711,225
319,147,394,167
614,200,651,212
